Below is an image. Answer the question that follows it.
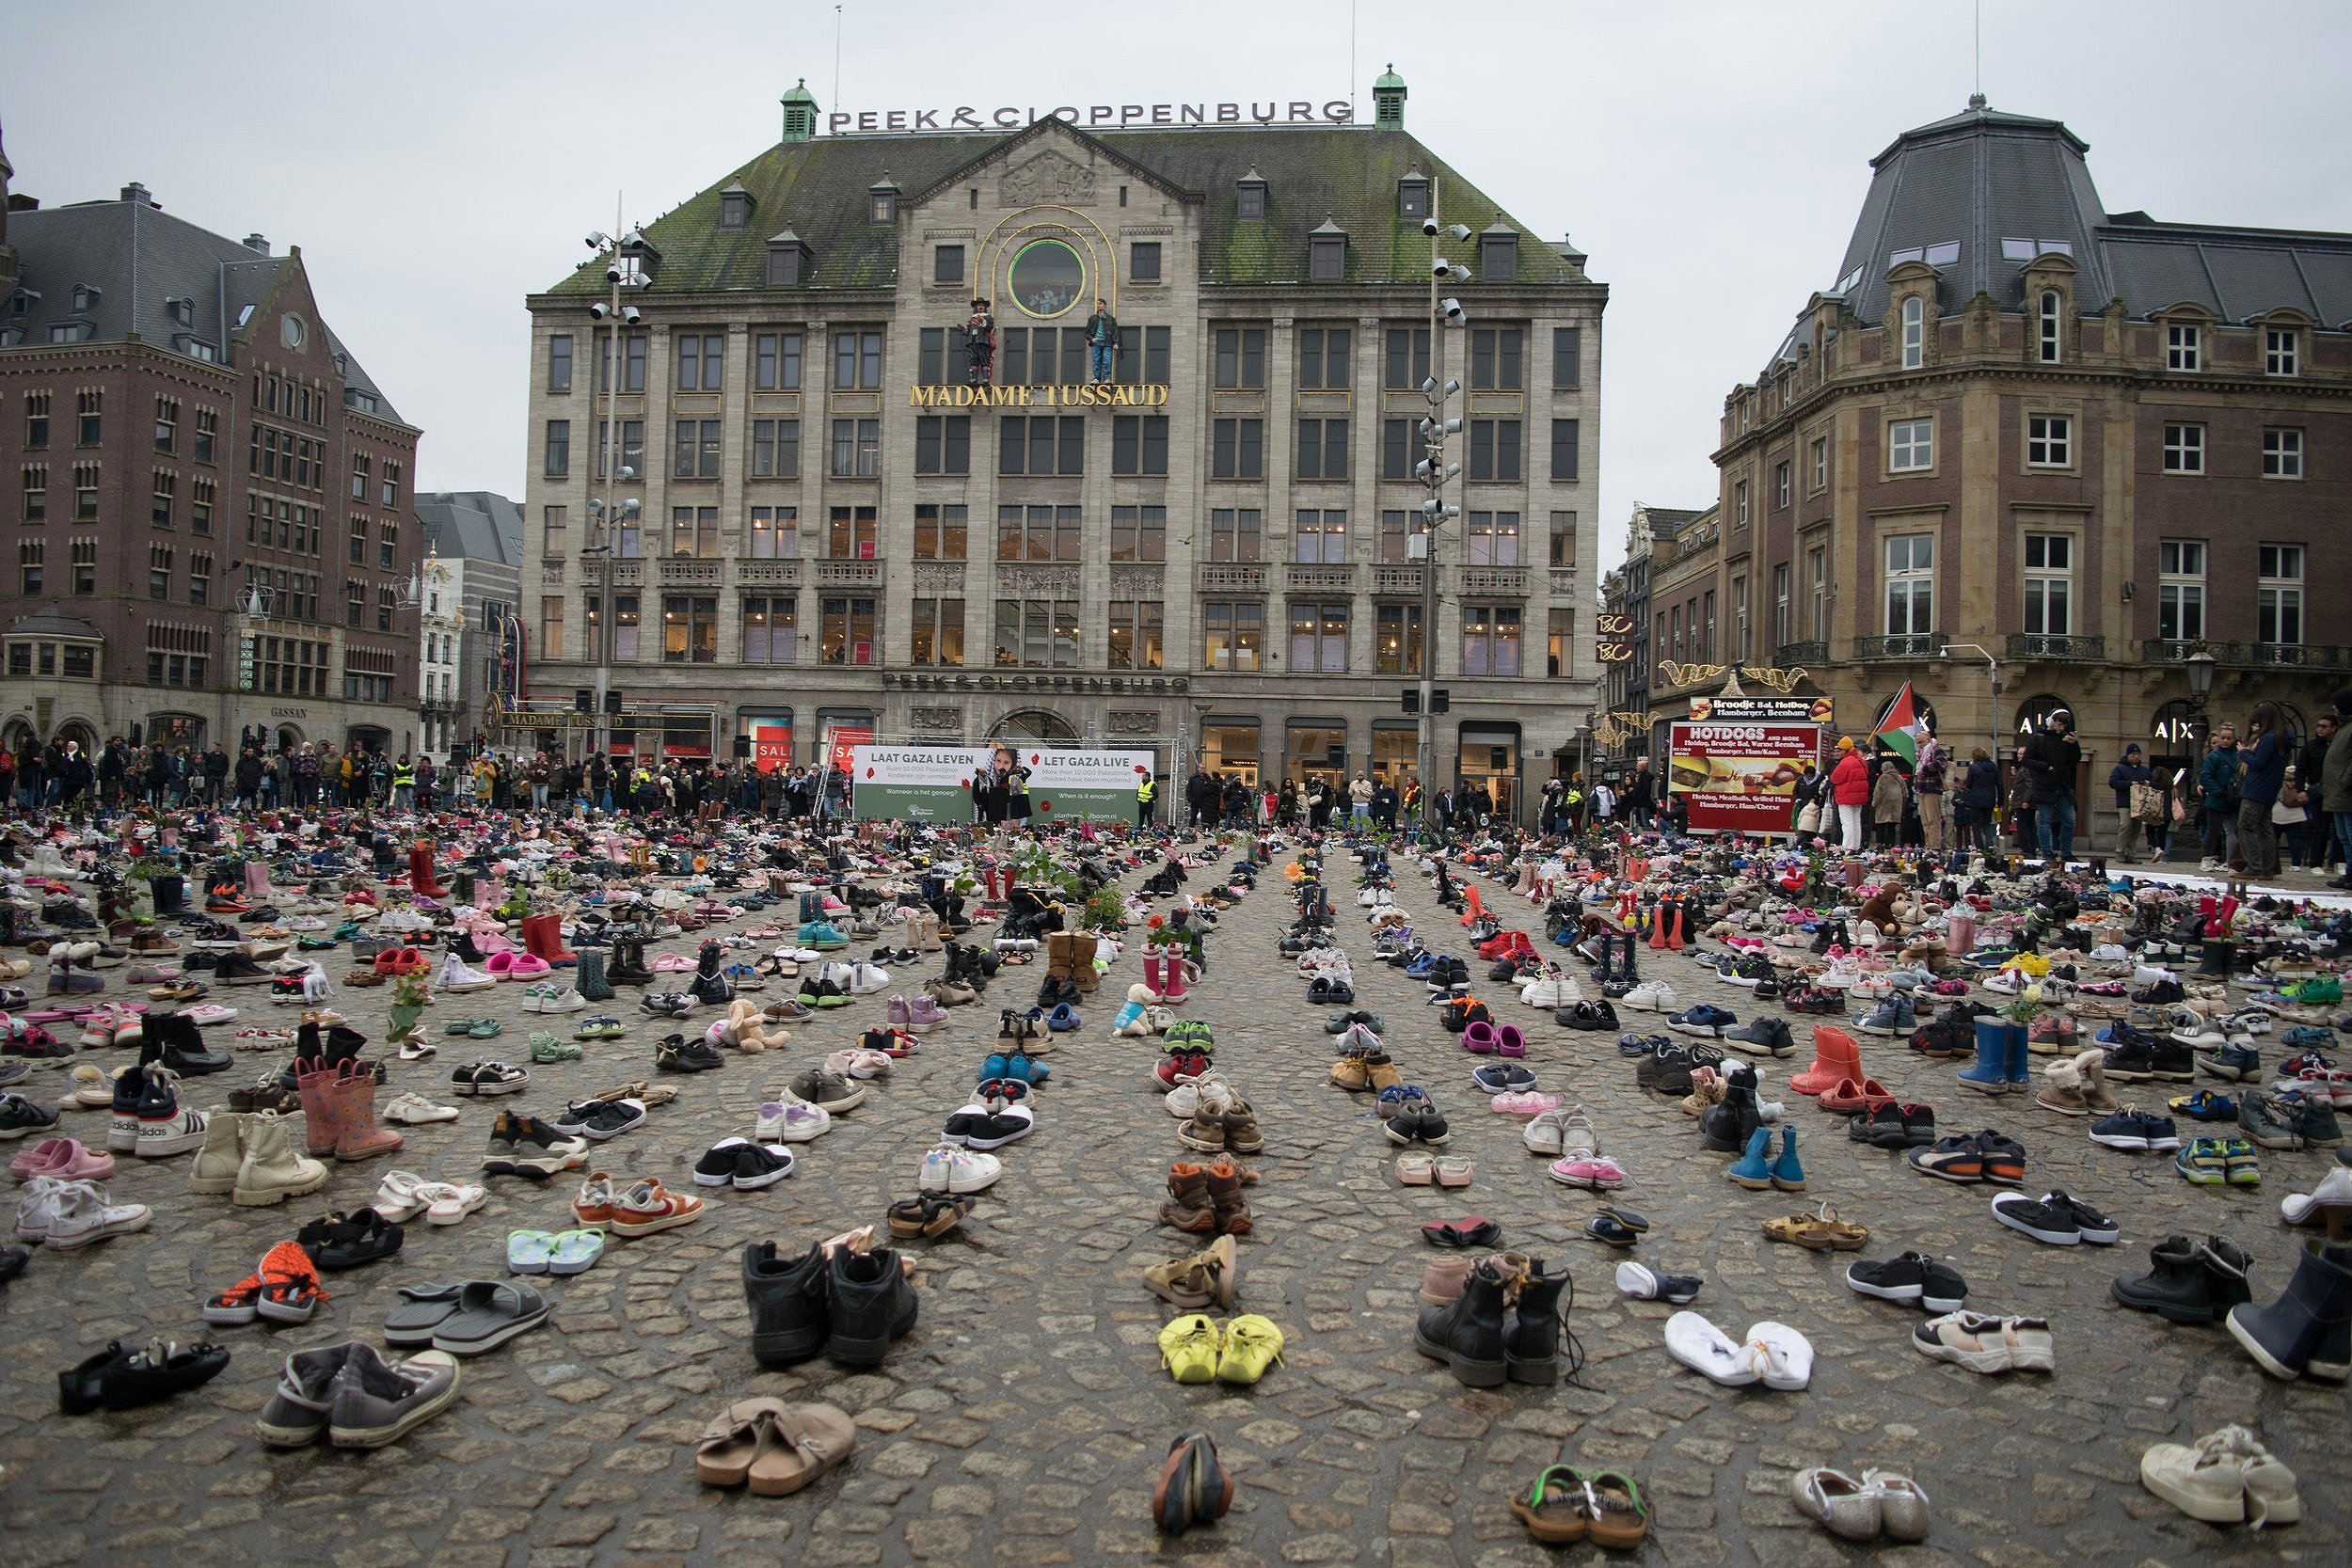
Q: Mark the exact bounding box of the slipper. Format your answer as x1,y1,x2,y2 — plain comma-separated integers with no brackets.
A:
428,1279,552,1355
696,1397,785,1488
742,1402,858,1496
1420,1217,1502,1248
1761,1201,1870,1252
1663,1309,1766,1386
382,1281,466,1343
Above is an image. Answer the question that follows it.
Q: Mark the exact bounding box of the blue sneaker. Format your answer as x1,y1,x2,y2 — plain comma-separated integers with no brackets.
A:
2169,1088,2238,1122
1668,1005,1735,1038
2095,1021,2153,1049
797,921,848,949
2198,1040,2262,1082
1404,952,1438,979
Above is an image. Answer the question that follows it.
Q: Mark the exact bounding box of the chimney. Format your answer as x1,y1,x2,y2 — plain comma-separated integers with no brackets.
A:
119,181,153,206
243,233,270,255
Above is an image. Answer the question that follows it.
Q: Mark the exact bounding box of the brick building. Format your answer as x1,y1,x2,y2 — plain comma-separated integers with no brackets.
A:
516,71,1605,821
0,127,423,760
1671,98,2352,845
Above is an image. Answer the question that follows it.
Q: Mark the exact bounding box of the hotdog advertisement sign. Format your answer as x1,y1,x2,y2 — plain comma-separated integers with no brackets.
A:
1666,722,1818,834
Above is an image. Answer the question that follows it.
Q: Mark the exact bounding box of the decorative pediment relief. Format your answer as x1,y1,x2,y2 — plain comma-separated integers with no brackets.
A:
1003,151,1096,208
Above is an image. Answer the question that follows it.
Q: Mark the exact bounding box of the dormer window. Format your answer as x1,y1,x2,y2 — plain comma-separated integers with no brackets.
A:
868,174,898,225
1236,166,1266,221
1398,166,1428,221
718,183,752,230
49,323,94,344
71,285,98,313
766,229,812,287
8,287,37,316
2038,290,2062,363
1479,227,1518,283
1900,296,1925,370
1309,218,1347,284
166,296,195,327
2167,321,2201,372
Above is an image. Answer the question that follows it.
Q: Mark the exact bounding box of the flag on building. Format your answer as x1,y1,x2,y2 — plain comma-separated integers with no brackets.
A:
1872,682,1928,766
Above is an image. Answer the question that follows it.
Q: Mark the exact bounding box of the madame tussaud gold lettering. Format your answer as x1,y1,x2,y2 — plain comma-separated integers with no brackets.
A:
909,384,1170,407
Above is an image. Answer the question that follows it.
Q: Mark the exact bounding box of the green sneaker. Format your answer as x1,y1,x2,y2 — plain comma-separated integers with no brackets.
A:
530,1030,583,1064
2280,976,2343,1006
2173,1137,2228,1185
2221,1136,2263,1186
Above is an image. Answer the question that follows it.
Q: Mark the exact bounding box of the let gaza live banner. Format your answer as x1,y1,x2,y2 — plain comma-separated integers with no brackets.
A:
1666,722,1820,834
847,746,1152,824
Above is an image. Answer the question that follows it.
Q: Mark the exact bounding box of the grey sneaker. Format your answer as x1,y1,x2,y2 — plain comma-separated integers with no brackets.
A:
788,1068,866,1113
256,1342,357,1447
325,1343,461,1449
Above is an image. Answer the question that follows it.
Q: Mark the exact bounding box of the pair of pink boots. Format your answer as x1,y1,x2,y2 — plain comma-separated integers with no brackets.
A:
294,1065,404,1161
1141,951,1190,1004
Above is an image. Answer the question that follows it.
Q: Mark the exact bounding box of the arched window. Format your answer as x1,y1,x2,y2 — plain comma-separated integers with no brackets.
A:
2039,291,2062,363
1900,296,1924,370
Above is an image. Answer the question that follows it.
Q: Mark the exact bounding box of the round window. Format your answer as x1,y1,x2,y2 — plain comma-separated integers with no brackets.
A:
280,312,307,350
1008,239,1085,319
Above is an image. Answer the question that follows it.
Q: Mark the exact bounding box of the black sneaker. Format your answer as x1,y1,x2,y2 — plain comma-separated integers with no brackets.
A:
1843,1250,1968,1312
940,1103,1036,1151
1724,1017,1794,1057
2132,978,2185,1004
553,1097,649,1142
481,1112,588,1177
2149,1040,2198,1083
295,1208,405,1270
656,1035,724,1073
1848,1101,1907,1145
0,1092,63,1141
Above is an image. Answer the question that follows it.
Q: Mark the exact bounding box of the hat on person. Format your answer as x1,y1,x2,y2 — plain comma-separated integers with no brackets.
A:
1836,736,1854,751
2124,743,2143,757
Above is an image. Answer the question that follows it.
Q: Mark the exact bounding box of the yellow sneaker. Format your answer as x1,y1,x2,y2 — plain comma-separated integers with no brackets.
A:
1214,1314,1285,1385
1158,1313,1223,1384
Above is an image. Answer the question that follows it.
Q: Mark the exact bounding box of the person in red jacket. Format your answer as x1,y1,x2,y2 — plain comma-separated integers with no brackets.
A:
1829,736,1871,850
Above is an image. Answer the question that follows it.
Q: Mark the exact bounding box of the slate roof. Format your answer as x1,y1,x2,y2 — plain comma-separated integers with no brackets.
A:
1817,102,2352,335
544,120,1581,297
6,609,103,639
415,491,526,569
3,188,406,419
1643,507,1707,542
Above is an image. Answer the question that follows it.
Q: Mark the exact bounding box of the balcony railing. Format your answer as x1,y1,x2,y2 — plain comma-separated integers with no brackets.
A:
1851,632,1948,660
1459,566,1530,597
1285,562,1358,594
1198,563,1268,594
814,560,884,587
2006,633,2106,661
1372,564,1425,596
2141,639,2352,671
1773,641,1826,667
658,558,722,586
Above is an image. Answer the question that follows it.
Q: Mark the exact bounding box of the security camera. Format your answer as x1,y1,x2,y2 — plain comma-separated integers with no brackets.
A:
621,305,643,325
589,302,611,320
1422,216,1441,237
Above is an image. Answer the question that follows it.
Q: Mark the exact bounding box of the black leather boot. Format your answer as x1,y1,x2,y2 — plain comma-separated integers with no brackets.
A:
1413,1259,1509,1387
743,1241,830,1367
1505,1262,1570,1385
2111,1234,2220,1324
1700,1068,1761,1152
824,1245,918,1367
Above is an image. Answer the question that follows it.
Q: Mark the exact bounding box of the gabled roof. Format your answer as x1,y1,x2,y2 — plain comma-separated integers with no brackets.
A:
541,119,1583,296
3,188,406,419
415,491,526,569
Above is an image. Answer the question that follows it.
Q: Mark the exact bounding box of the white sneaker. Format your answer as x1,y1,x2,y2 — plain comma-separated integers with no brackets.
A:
768,1100,833,1143
1522,1108,1569,1156
1821,955,1862,990
382,1092,462,1125
1164,1072,1225,1119
13,1175,68,1243
137,1105,209,1158
535,986,588,1013
754,1101,787,1141
1621,981,1677,1013
42,1180,152,1248
437,953,495,991
846,962,892,995
919,1144,1002,1194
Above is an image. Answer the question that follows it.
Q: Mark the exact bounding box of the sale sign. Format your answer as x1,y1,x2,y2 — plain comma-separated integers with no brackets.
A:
1666,722,1819,834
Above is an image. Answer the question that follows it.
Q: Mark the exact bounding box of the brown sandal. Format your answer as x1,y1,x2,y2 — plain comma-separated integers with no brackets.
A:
1761,1201,1870,1252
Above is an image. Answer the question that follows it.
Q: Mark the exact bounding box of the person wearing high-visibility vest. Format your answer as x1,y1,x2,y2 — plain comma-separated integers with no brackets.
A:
1136,773,1156,828
389,756,417,812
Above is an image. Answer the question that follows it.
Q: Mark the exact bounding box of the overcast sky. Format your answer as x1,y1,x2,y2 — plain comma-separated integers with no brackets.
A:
8,0,2346,571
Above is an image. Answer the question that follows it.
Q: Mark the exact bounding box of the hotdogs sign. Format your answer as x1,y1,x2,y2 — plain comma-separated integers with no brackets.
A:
829,101,1357,135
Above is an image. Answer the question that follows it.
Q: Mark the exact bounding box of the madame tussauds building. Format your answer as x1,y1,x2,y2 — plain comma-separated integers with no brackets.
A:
516,71,1605,825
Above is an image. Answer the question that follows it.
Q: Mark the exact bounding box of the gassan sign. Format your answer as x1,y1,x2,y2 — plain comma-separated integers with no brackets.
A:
831,101,1355,135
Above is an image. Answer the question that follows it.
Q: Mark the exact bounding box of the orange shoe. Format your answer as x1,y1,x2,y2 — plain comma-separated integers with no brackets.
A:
255,1239,329,1323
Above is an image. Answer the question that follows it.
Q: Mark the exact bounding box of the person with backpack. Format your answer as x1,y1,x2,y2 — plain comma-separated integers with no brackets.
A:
2109,743,2156,863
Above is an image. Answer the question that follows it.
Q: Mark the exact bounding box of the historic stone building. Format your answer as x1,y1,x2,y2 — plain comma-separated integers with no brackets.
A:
517,72,1605,820
0,129,423,758
413,490,524,761
1676,98,2352,845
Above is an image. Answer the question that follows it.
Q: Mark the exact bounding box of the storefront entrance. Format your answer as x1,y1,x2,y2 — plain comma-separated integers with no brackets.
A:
1456,722,1521,824
1372,721,1416,790
1283,720,1346,793
1200,721,1260,789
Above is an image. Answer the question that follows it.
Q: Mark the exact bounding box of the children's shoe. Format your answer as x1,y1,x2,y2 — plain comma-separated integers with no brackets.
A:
2174,1137,2230,1185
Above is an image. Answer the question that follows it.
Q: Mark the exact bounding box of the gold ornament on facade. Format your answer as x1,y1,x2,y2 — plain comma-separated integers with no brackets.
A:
1658,660,1727,689
1738,665,1808,694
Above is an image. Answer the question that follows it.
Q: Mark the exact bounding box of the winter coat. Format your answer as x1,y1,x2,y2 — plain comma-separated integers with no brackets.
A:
1870,763,1907,825
2021,730,2081,805
1829,750,1870,806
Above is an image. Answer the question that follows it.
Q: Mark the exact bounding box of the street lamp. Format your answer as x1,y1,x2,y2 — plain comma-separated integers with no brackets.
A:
1942,641,2003,768
1414,203,1472,835
582,208,650,764
2185,645,2217,709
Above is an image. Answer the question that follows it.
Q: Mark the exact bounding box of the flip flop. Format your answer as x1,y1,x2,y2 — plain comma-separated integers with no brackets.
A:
429,1279,552,1355
507,1230,558,1274
548,1228,607,1275
382,1281,466,1344
1509,1464,1591,1544
468,1020,504,1039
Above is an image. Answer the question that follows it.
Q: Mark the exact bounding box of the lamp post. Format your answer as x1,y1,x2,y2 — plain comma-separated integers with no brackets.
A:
2185,645,2217,726
582,209,648,765
1415,190,1472,838
1942,641,2003,769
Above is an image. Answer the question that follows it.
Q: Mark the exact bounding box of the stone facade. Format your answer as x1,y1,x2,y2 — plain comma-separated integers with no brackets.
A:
516,74,1606,821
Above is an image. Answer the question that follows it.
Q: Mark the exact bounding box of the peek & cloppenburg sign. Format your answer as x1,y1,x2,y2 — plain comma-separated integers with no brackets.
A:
830,101,1355,135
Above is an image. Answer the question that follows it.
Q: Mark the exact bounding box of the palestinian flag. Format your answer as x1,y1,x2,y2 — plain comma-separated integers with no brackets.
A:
1872,681,1927,766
